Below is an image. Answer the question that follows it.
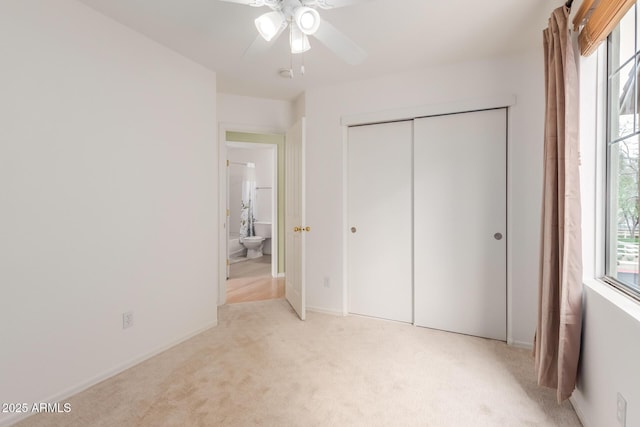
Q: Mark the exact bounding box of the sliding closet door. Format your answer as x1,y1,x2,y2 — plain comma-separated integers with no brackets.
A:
414,109,506,340
347,121,413,323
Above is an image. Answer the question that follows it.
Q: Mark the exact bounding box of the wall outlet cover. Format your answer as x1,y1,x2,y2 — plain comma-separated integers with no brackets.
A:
123,311,134,329
617,392,627,426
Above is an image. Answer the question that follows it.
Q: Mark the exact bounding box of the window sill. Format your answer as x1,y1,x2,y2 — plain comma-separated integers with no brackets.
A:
583,278,640,323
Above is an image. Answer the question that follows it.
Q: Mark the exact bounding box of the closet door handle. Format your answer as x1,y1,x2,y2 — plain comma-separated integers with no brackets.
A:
494,232,503,240
351,227,357,233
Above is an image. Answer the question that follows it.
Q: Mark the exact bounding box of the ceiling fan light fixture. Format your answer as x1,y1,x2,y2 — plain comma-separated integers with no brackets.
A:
294,6,321,35
255,11,286,41
290,25,311,53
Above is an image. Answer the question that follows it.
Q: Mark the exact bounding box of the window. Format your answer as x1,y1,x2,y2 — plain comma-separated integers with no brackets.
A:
605,4,640,300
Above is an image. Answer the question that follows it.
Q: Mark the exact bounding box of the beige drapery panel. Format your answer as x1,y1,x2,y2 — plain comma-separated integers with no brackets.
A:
574,0,636,56
535,5,583,404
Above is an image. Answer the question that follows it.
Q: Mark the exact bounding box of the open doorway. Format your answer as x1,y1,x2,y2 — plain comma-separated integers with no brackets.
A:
221,131,286,304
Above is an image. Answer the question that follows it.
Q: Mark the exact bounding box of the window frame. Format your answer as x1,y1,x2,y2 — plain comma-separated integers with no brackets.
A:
603,3,640,302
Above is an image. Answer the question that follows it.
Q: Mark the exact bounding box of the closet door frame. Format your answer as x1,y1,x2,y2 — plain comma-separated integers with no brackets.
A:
341,95,516,337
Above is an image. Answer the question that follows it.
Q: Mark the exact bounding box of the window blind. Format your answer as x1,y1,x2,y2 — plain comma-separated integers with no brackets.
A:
574,0,636,56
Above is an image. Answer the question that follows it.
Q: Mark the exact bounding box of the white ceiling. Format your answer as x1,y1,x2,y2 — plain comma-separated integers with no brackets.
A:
79,0,563,100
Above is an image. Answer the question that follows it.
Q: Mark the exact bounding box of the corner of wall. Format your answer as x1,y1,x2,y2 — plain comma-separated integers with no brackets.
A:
293,92,306,122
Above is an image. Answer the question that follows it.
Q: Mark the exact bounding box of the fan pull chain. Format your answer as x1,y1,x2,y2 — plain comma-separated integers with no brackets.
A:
288,24,294,78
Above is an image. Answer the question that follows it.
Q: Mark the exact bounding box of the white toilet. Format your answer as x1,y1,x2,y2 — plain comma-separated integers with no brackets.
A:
242,236,265,259
242,222,271,259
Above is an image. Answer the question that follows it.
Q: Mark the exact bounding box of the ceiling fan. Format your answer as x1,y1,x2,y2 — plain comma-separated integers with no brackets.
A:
219,0,369,65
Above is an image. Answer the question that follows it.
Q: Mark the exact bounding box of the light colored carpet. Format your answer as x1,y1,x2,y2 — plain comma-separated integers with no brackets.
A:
17,299,581,426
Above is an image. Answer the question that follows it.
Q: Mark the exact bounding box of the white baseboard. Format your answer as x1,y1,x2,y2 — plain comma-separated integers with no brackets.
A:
0,320,218,427
569,395,590,427
276,273,285,278
507,340,533,350
306,306,344,316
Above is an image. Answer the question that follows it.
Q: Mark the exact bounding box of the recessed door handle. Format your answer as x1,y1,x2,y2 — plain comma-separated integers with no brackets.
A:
351,227,357,233
494,233,503,240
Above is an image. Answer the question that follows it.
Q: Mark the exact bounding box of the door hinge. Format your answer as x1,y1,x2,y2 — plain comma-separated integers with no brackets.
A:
226,209,230,217
226,160,229,167
226,259,230,266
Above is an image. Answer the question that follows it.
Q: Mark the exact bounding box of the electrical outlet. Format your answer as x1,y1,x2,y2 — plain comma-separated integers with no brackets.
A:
323,276,330,288
122,311,134,330
617,393,627,426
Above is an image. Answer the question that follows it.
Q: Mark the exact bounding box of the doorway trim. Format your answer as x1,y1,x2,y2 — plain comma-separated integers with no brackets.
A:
218,122,285,306
340,95,518,343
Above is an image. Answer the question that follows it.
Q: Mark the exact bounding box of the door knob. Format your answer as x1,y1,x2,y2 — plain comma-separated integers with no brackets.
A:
294,226,302,232
303,226,311,232
494,232,503,240
351,227,357,233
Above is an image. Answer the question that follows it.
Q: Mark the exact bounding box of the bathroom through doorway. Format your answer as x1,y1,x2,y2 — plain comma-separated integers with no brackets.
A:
223,131,285,304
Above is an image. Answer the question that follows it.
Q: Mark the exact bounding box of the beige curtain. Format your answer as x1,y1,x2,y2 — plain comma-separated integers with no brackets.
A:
535,5,583,404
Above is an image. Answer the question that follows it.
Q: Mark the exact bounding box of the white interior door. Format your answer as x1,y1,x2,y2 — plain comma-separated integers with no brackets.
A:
413,109,507,340
347,121,413,323
285,117,306,320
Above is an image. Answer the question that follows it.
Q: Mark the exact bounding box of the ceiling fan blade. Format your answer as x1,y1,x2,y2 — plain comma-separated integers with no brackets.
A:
302,0,374,9
313,19,367,65
242,35,273,60
242,23,286,61
218,0,265,6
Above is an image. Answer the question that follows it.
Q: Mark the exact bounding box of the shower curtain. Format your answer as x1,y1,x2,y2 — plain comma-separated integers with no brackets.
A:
239,164,256,240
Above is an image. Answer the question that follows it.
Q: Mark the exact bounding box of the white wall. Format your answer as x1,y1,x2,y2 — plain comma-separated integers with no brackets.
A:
570,42,640,427
217,93,293,132
572,283,640,427
293,92,306,123
0,1,218,425
303,51,545,344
